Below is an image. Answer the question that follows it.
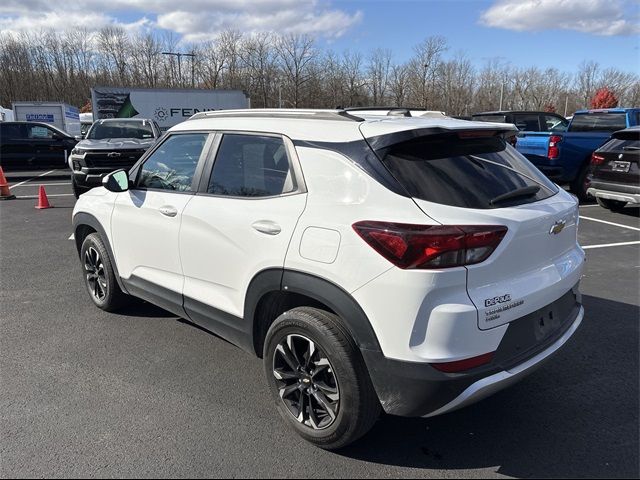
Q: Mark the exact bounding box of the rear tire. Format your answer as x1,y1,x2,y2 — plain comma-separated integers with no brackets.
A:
80,233,130,312
570,164,591,202
596,197,627,212
263,307,380,450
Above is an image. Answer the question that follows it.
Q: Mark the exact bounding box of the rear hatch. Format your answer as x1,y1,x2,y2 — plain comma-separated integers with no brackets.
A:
591,128,640,185
361,121,584,330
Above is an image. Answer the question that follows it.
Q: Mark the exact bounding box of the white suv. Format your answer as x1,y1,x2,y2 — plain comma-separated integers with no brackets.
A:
72,108,585,449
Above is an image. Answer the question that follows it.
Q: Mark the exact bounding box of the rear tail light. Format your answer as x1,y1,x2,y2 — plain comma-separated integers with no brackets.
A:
548,135,562,159
430,352,495,373
591,153,606,165
352,221,508,269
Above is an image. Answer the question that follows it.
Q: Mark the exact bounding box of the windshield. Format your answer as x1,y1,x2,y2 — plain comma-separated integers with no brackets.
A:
377,133,558,209
87,120,155,140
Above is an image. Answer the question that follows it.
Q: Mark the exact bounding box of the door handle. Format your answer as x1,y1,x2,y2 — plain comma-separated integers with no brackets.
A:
159,205,178,217
252,220,281,235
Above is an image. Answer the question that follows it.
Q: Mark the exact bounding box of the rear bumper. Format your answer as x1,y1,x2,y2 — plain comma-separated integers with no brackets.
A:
362,287,583,417
588,181,640,204
425,305,583,417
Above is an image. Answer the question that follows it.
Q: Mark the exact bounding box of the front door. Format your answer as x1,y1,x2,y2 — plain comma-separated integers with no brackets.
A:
111,132,212,315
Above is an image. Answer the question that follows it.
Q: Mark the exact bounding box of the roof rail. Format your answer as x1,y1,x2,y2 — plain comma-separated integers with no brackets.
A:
341,107,446,118
188,109,364,122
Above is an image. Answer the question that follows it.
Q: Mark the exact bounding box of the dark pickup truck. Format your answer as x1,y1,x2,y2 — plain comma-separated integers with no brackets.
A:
68,118,161,197
473,108,640,200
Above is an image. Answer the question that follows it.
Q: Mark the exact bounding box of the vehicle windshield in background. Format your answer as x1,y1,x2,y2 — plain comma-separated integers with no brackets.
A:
87,121,154,140
568,113,627,133
378,132,559,209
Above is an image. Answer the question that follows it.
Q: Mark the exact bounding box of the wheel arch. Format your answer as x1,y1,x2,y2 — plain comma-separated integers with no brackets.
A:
247,269,383,358
73,212,129,294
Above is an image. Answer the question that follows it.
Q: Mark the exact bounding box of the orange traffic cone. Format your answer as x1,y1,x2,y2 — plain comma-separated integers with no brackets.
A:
0,166,15,200
35,185,52,209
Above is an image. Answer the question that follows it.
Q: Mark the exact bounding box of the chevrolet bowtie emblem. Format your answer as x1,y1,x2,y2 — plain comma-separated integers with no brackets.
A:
549,220,566,235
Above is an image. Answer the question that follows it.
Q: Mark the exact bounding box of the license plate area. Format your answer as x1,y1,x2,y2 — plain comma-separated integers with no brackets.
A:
612,161,631,173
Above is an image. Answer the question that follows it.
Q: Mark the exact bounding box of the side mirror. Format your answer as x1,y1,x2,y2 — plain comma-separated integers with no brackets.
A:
102,169,129,192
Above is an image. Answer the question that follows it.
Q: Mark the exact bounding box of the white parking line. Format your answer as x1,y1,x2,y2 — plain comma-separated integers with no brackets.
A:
583,241,640,250
10,170,55,188
69,234,75,240
12,182,71,187
20,193,74,198
580,216,640,232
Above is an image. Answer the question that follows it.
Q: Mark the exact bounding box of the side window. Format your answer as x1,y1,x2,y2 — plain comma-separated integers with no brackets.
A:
544,115,568,132
137,133,208,192
513,114,541,132
0,124,25,139
207,134,296,198
27,125,55,139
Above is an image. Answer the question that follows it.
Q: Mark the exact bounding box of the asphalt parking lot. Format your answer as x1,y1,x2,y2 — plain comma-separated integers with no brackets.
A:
1,169,638,478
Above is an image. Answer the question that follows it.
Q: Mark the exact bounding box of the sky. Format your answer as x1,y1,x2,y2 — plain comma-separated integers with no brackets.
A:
0,0,639,72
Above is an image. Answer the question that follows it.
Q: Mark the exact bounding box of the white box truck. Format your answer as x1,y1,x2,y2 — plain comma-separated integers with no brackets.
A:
91,87,250,131
12,101,81,136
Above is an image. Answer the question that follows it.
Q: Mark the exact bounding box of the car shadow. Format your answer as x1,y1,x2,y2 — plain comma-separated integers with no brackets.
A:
337,294,639,478
618,206,640,218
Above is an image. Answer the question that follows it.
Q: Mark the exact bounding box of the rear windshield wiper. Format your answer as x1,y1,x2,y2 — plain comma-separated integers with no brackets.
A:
623,146,640,151
490,185,540,205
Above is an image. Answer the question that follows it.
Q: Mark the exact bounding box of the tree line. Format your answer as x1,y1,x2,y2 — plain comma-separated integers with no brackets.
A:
1,27,638,116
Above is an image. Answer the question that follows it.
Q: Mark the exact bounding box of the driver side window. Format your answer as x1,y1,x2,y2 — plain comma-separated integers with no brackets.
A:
137,133,208,192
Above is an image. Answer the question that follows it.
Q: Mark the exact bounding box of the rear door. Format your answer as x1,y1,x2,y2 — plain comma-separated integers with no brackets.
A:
367,128,584,330
179,132,307,335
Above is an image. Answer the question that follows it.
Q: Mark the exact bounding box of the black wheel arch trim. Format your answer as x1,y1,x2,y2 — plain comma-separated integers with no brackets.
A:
246,268,383,354
72,212,129,294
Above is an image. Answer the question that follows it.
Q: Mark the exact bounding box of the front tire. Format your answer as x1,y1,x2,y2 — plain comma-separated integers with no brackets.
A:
71,174,89,199
263,307,380,450
80,233,129,311
597,197,627,212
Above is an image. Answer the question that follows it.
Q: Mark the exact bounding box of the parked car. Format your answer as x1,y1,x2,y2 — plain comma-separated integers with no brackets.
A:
69,118,162,198
476,109,640,200
0,121,78,170
72,108,585,449
587,126,640,211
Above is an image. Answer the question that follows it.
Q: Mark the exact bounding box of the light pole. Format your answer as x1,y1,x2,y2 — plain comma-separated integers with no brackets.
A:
162,51,196,87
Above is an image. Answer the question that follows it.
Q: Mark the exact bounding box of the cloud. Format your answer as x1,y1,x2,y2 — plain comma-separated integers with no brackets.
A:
480,0,639,36
0,0,362,42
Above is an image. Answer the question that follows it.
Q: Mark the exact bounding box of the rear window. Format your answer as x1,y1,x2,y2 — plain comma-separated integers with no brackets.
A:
599,137,640,153
378,133,559,209
569,113,627,132
472,115,507,123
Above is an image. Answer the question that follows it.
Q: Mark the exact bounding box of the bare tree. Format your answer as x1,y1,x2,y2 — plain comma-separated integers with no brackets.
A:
367,48,392,105
276,34,316,108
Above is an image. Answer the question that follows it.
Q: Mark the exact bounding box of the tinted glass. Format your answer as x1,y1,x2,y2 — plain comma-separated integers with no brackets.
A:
599,137,640,152
208,134,295,197
544,115,568,132
379,133,558,209
513,114,541,131
0,123,25,139
88,120,155,140
27,125,55,139
137,133,207,191
569,113,627,132
472,115,507,123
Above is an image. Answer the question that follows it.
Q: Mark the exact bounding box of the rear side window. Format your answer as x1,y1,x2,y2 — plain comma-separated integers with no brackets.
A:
0,123,25,139
569,113,627,132
378,133,559,209
208,134,296,198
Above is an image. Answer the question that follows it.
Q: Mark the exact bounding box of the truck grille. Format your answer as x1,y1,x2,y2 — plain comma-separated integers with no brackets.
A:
84,150,147,169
